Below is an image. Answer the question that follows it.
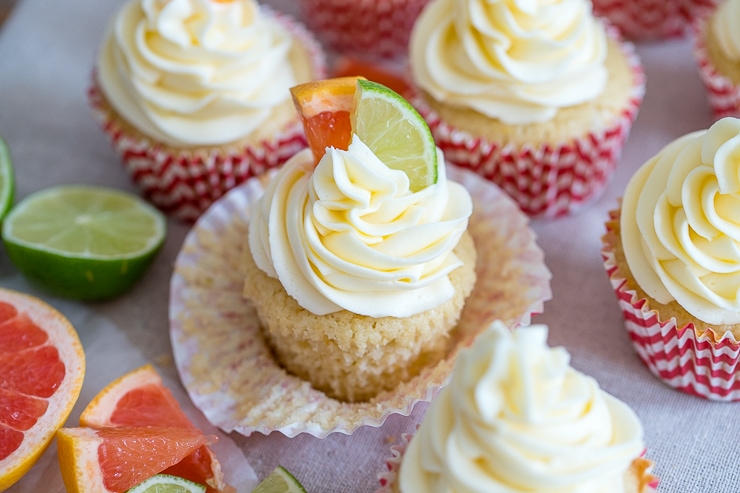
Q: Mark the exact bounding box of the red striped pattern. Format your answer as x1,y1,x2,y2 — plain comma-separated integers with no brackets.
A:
602,231,740,402
592,0,718,40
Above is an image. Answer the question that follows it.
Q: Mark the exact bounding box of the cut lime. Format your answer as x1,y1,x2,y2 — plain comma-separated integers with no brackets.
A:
351,78,438,192
125,474,206,493
252,466,307,493
2,185,166,301
0,135,15,223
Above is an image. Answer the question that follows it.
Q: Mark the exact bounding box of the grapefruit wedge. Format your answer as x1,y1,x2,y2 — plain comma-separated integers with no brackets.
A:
0,288,85,492
74,364,227,492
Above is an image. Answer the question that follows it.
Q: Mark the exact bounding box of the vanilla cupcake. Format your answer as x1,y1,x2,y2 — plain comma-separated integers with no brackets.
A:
408,0,645,218
602,117,740,401
378,321,658,493
594,0,717,40
243,138,476,403
89,0,326,221
693,0,740,119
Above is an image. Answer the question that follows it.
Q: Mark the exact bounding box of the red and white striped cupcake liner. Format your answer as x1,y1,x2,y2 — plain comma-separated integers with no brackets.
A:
592,0,718,40
88,8,326,222
297,0,430,61
691,10,740,120
602,220,740,402
409,35,645,219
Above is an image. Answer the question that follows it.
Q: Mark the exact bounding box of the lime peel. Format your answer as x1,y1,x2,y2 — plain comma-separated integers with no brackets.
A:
0,135,15,224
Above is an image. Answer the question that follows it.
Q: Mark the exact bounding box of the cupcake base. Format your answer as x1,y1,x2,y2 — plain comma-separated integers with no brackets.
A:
602,209,740,402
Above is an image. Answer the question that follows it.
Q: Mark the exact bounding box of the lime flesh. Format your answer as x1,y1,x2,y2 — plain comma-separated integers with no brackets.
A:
0,136,15,224
252,466,307,493
2,185,166,301
125,474,206,493
351,79,438,192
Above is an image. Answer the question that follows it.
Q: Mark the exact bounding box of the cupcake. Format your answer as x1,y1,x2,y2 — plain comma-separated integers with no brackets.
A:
593,0,717,40
89,0,326,221
243,137,477,402
378,321,659,493
296,0,430,62
408,0,645,218
693,0,740,119
602,117,740,401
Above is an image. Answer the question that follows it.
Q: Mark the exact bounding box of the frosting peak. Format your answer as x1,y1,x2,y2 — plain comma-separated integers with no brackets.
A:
248,137,473,318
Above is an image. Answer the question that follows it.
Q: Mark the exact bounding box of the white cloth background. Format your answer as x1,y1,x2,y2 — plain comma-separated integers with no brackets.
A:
0,0,738,491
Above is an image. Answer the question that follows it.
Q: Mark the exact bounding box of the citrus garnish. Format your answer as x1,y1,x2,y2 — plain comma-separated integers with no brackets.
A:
1,185,167,301
0,136,15,224
351,78,438,192
290,77,438,192
56,426,208,493
80,364,227,492
252,466,307,493
126,474,206,493
0,288,85,491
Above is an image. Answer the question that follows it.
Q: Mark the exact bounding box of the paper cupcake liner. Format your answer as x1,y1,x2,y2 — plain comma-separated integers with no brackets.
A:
169,166,552,438
602,215,740,402
376,433,659,493
409,34,645,219
88,8,327,222
592,0,717,39
297,0,429,61
691,11,740,120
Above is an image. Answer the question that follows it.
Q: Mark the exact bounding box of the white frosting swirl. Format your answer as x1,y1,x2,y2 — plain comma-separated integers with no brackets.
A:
97,0,303,146
621,117,740,325
713,0,740,61
248,137,473,318
399,321,645,493
409,0,608,125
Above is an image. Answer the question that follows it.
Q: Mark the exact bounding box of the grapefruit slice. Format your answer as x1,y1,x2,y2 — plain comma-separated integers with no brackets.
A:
78,364,227,492
0,287,85,491
56,426,208,493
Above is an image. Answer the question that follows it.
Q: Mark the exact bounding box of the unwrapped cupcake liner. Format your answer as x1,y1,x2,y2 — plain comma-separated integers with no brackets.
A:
409,33,645,219
602,215,740,402
88,8,327,222
297,0,429,61
169,166,552,438
592,0,717,40
376,433,659,493
691,11,740,120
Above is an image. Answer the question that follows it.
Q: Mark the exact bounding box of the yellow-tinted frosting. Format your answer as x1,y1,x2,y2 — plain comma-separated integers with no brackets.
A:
712,0,740,61
621,117,740,325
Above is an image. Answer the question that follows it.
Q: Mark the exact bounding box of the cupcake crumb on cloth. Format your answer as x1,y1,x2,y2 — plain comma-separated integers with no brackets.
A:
602,116,740,401
407,0,645,218
377,321,659,493
88,0,326,221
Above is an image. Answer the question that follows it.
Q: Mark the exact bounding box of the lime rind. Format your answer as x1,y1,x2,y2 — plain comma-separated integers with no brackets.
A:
125,474,206,493
0,135,15,224
252,466,307,493
351,79,438,192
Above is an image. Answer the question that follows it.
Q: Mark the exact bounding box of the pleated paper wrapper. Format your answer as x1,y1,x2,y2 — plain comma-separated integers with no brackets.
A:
592,0,717,40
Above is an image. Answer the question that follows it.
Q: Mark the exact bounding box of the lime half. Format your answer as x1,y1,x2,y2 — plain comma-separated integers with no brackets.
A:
0,136,15,223
252,466,307,493
125,474,205,493
2,185,166,301
351,78,438,192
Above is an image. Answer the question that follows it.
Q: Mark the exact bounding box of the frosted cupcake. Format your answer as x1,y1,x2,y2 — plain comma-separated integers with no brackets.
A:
89,0,326,221
378,321,658,493
693,0,740,119
244,137,476,402
408,0,645,218
594,0,717,40
602,117,740,401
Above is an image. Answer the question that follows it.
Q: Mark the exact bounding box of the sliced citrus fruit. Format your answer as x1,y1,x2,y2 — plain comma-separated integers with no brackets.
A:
79,364,226,493
252,466,306,493
332,56,411,97
290,77,438,192
56,426,208,493
0,288,85,492
0,136,15,224
126,474,206,493
1,185,167,301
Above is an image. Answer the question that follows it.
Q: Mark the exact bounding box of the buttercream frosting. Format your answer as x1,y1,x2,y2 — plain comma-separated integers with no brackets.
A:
97,0,304,147
399,321,645,492
621,117,740,325
712,0,740,61
409,0,608,125
248,137,473,318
